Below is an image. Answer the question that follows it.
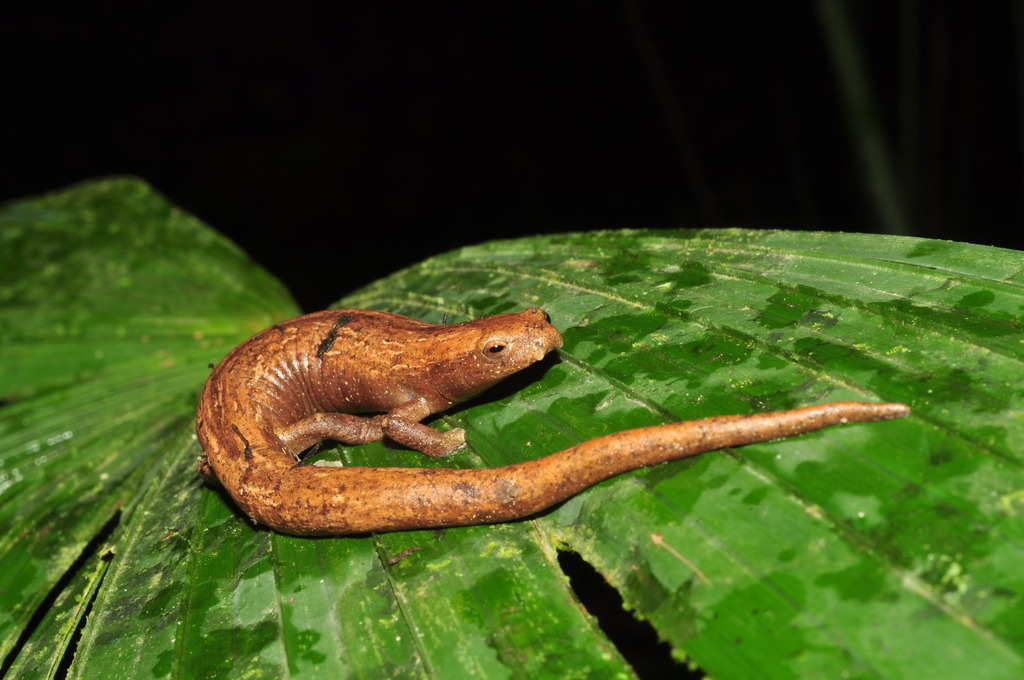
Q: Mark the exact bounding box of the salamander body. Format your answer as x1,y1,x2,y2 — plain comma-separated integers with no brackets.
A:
196,307,909,535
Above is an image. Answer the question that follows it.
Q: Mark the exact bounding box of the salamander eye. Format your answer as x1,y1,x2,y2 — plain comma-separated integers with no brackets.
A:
486,342,507,355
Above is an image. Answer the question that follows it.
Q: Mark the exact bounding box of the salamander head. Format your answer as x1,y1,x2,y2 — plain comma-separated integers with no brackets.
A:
429,307,563,404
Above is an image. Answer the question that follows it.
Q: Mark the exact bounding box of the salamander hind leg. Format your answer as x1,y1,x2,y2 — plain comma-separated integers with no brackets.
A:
275,412,385,459
197,454,220,485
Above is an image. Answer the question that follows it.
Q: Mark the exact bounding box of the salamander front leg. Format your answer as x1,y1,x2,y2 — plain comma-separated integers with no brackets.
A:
382,398,468,458
275,403,466,460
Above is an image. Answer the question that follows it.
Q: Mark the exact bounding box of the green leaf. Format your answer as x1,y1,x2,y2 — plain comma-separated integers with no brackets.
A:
2,178,1022,679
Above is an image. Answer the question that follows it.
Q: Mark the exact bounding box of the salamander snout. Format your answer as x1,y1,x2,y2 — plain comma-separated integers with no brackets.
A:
526,308,563,358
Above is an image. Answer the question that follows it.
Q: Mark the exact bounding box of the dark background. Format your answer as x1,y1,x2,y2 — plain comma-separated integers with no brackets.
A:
3,2,1021,313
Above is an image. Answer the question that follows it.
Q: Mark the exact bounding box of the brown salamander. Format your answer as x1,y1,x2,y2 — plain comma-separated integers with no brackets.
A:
195,307,910,535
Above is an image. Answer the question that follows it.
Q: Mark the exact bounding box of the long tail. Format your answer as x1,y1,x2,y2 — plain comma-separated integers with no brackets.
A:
246,401,910,535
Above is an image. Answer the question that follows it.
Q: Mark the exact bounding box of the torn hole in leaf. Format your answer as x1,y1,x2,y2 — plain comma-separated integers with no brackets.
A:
557,550,701,680
1,510,120,678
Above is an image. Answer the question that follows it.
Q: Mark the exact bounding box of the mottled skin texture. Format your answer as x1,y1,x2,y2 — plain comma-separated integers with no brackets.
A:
196,307,910,536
